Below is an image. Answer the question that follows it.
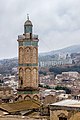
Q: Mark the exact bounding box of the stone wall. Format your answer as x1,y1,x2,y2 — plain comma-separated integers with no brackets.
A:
50,109,80,120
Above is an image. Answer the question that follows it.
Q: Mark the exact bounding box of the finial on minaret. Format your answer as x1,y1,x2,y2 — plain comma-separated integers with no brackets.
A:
27,14,29,20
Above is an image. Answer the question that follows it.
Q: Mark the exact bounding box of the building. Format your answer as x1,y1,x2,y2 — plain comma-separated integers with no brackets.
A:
50,99,80,120
17,15,39,100
39,74,54,85
0,86,13,103
62,71,79,79
39,54,72,67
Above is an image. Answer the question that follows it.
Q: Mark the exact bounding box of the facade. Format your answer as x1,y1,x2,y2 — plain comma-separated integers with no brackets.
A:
17,15,39,100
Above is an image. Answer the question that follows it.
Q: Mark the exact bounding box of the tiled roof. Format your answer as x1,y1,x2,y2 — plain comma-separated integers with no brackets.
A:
0,99,40,113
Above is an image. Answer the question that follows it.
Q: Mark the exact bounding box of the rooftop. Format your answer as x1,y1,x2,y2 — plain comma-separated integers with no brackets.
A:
51,99,80,108
0,99,40,113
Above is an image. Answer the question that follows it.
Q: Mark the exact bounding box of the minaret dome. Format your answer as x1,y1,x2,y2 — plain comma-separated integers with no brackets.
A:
24,14,33,34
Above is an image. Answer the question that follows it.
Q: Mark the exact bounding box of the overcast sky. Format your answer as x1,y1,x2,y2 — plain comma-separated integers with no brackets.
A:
0,0,80,59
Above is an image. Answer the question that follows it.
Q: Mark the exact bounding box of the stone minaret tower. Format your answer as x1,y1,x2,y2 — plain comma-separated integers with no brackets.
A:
17,15,39,100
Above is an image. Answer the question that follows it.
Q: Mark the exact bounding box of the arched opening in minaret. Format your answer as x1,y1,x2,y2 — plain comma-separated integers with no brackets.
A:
33,95,39,101
24,95,31,100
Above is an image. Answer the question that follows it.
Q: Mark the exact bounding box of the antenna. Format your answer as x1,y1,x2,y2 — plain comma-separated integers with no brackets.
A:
27,14,29,20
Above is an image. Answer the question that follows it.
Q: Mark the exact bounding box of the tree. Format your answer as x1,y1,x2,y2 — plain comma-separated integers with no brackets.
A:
55,86,71,94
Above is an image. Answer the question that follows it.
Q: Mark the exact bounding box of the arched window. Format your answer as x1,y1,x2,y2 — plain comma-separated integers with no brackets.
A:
24,47,31,63
33,48,37,63
58,113,67,120
19,47,23,64
25,68,31,86
32,68,38,87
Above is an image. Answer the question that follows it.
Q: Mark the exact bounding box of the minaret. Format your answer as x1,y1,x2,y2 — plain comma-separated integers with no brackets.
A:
17,15,39,100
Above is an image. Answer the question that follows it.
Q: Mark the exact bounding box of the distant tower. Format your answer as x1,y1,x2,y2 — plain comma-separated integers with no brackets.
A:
17,15,39,100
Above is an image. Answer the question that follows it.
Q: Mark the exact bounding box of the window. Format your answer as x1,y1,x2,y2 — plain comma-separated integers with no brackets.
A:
21,80,23,85
59,117,67,120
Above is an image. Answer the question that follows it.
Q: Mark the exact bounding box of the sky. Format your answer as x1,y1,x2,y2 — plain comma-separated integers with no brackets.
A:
0,0,80,59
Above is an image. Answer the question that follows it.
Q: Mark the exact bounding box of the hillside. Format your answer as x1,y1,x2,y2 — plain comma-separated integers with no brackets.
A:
39,45,80,56
0,58,18,75
0,44,80,74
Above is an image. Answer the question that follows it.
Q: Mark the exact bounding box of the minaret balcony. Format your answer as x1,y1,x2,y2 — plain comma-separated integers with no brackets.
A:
32,34,38,39
18,35,25,40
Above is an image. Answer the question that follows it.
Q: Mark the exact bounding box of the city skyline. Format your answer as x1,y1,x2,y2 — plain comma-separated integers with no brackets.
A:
0,0,80,58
